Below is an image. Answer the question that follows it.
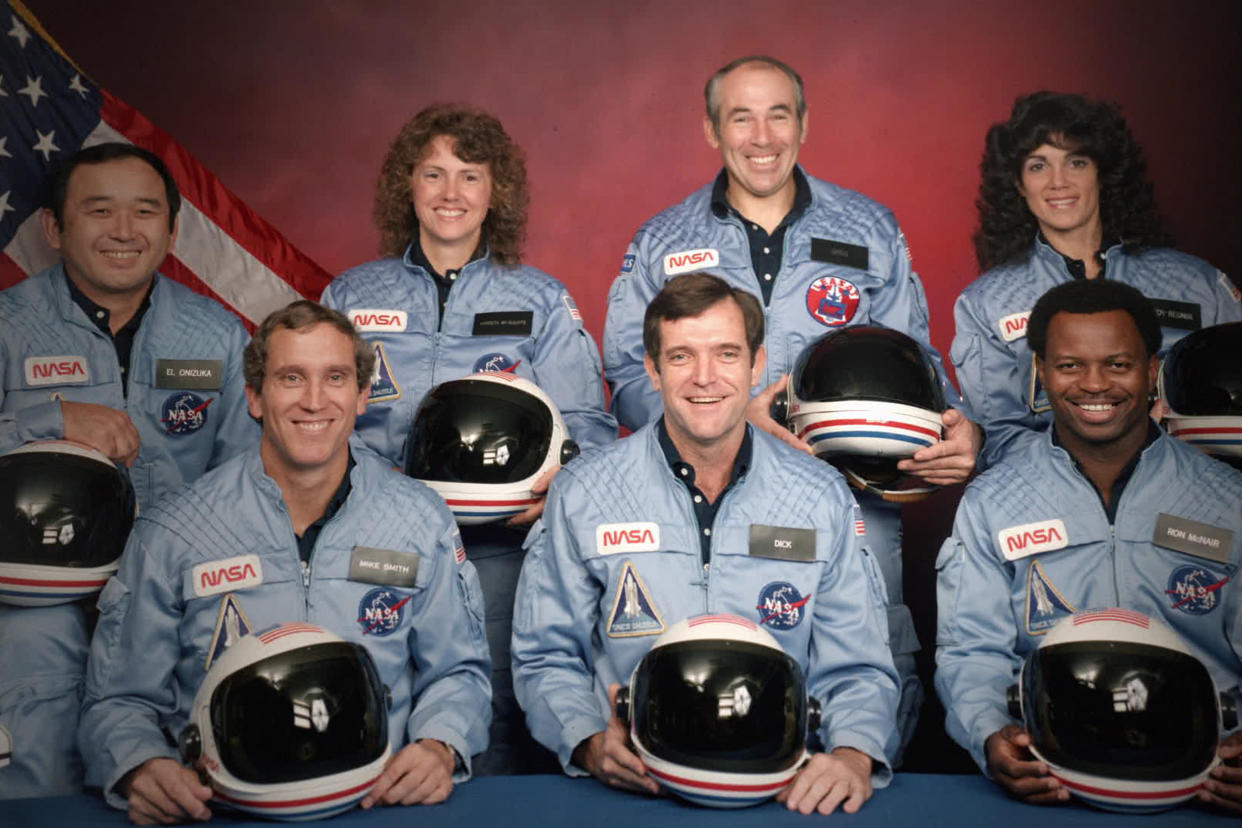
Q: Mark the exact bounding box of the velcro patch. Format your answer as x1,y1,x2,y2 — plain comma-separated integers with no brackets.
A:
663,248,719,276
192,554,263,598
349,546,419,587
205,593,252,670
597,522,660,555
748,525,816,562
606,561,665,637
155,359,223,390
349,309,408,332
810,238,869,271
998,311,1030,342
999,519,1068,560
1153,514,1233,563
24,355,89,386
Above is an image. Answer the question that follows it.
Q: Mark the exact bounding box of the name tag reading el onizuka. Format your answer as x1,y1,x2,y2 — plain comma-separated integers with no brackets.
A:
155,359,223,390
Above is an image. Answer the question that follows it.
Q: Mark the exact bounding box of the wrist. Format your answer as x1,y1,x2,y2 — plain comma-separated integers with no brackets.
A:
417,739,457,774
831,746,873,775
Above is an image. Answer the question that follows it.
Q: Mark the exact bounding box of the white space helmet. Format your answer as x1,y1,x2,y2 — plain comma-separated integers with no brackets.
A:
786,327,944,503
0,441,135,606
616,614,819,808
1159,322,1242,470
180,623,391,821
404,372,578,524
1008,608,1236,813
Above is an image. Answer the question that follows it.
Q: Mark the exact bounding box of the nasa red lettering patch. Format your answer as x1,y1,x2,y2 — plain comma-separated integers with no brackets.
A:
192,555,264,598
805,277,860,327
596,522,660,555
999,519,1068,560
348,309,408,332
24,355,89,386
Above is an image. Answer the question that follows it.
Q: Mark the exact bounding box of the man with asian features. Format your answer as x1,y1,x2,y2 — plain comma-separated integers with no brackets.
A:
935,279,1242,812
79,302,491,824
602,56,981,757
514,274,899,815
0,143,254,800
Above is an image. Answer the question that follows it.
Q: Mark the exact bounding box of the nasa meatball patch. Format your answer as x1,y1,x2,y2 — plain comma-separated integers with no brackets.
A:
755,581,811,630
160,392,212,435
1166,565,1229,615
357,588,411,636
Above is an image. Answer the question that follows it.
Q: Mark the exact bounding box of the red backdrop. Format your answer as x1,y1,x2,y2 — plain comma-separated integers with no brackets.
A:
24,0,1242,368
25,0,1241,770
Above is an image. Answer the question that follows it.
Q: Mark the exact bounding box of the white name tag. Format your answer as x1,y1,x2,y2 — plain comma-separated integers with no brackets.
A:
24,355,90,386
998,311,1031,343
596,522,660,554
193,554,264,598
348,309,408,332
999,519,1068,560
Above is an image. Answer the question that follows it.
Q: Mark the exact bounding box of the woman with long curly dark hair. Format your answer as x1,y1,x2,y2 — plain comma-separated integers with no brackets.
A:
322,104,616,778
953,91,1240,469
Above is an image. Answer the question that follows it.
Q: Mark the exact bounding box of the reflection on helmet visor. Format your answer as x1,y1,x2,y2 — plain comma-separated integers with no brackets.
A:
1163,324,1242,416
793,327,945,410
405,381,553,484
0,452,135,567
632,640,806,774
211,643,388,784
1025,642,1219,781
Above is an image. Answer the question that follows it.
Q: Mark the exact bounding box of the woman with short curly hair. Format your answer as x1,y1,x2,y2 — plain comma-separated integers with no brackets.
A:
953,91,1240,469
322,104,616,777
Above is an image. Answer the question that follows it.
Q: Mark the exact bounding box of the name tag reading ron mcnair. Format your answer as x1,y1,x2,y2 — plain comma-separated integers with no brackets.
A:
155,359,223,390
749,525,816,562
349,546,419,587
1153,514,1233,564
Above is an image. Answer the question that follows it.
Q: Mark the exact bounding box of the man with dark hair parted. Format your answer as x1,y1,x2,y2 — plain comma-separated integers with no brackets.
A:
0,143,255,799
79,301,491,823
953,91,1242,470
602,56,980,759
515,273,899,815
936,279,1242,810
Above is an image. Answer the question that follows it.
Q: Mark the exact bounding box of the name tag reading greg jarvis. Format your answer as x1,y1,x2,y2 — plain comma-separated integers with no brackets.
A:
349,546,419,588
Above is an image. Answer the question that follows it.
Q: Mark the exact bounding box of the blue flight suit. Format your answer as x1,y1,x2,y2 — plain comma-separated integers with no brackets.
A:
935,429,1242,770
512,423,900,782
322,248,616,775
79,440,491,809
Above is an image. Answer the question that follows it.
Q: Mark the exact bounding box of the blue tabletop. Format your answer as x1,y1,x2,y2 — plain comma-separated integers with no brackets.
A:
0,773,1230,827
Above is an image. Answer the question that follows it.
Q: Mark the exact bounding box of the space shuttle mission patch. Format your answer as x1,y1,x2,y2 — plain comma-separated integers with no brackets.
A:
205,593,252,670
0,725,11,768
368,342,401,402
1025,561,1075,635
606,562,664,638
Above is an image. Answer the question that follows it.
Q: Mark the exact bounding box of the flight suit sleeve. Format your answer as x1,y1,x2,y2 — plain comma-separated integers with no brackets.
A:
530,288,617,451
602,236,664,432
510,475,608,773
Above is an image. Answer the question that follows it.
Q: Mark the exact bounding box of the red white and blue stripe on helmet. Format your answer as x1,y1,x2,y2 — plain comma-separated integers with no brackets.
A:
0,573,110,606
646,765,793,808
1073,608,1150,628
1051,772,1202,814
1168,425,1242,451
688,614,757,631
444,496,540,522
796,416,939,450
257,623,325,644
213,774,379,821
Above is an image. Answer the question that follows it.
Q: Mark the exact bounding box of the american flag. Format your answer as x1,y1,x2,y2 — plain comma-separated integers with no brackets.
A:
0,0,331,328
1072,608,1150,629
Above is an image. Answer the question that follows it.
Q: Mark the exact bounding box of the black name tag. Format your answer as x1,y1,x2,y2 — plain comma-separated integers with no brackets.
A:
1149,299,1201,331
349,546,419,587
473,311,533,336
1153,514,1232,563
155,359,223,390
811,238,869,271
749,525,816,562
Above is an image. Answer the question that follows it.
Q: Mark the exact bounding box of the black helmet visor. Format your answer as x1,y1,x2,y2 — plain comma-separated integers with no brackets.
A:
211,642,388,784
1162,323,1242,416
792,327,945,411
405,380,552,484
1023,642,1219,781
631,640,807,774
0,451,135,568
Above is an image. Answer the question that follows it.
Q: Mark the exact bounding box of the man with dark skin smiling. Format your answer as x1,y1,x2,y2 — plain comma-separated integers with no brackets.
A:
936,279,1242,810
515,274,899,815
